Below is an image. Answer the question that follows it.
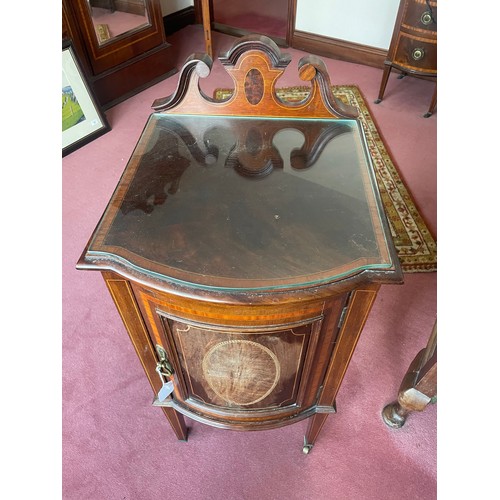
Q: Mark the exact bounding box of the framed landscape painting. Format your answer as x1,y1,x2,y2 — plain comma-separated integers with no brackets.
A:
62,39,110,157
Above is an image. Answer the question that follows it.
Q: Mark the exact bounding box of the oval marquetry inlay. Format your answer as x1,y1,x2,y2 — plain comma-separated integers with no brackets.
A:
202,340,280,406
244,69,264,105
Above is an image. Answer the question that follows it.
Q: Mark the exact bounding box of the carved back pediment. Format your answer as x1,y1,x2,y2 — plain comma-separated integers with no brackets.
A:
152,34,358,119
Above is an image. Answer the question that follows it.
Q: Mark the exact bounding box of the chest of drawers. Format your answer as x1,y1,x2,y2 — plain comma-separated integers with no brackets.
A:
375,0,437,117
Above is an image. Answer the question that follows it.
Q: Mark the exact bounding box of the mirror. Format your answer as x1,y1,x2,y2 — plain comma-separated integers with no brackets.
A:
87,0,150,45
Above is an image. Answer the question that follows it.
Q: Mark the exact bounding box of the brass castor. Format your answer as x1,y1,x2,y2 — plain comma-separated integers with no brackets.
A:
382,402,407,428
302,438,313,454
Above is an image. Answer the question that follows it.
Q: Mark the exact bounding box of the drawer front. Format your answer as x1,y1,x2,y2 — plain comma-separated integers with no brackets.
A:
163,316,321,410
403,0,437,34
394,33,437,73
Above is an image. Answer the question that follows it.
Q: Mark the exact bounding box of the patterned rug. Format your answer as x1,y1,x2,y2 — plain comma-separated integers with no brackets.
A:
214,85,437,273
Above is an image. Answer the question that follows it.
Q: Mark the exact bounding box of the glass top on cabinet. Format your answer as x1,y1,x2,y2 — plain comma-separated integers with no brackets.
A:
84,113,396,291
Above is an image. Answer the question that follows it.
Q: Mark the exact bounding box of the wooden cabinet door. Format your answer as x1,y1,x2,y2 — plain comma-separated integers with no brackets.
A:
133,282,350,426
160,315,322,411
68,0,166,75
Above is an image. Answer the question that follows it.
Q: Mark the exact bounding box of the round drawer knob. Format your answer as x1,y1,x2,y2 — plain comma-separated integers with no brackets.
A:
411,48,425,61
421,11,433,25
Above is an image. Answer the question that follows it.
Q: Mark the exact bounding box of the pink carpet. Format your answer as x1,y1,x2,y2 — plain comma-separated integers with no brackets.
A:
62,26,437,499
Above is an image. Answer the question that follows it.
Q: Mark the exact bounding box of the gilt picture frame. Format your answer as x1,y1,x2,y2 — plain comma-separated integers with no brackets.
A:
62,39,110,157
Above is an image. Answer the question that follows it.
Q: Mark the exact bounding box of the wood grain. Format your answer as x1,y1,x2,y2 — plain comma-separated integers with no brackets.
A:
78,37,403,448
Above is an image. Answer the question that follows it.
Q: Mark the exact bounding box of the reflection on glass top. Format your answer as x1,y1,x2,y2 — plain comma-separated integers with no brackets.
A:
88,0,150,45
87,114,394,290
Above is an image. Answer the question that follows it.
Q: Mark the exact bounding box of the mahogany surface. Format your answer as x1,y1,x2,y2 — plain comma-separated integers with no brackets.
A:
78,35,403,452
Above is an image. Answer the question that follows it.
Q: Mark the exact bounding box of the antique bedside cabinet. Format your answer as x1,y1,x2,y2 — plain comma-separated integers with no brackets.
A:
77,35,403,454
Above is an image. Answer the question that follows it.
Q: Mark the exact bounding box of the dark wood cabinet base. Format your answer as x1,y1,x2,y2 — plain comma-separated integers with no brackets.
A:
92,43,177,109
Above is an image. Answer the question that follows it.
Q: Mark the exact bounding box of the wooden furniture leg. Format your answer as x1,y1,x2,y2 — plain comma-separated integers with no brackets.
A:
303,413,330,454
104,274,189,440
374,65,393,104
200,0,213,59
423,84,437,118
161,407,188,441
303,287,380,453
382,321,437,428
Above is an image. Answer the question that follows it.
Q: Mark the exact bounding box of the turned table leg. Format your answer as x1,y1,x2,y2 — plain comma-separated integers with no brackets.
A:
382,321,437,428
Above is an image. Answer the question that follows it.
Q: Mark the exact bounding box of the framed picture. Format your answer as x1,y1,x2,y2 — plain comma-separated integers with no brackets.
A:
62,39,110,157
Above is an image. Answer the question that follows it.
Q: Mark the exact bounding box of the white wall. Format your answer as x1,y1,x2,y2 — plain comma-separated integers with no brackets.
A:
296,0,400,50
160,0,193,17
161,0,399,50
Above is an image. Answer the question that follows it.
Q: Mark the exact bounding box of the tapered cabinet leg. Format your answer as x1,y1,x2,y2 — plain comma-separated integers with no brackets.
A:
423,85,437,118
303,413,330,454
302,287,380,453
103,274,189,441
374,65,392,104
161,407,188,441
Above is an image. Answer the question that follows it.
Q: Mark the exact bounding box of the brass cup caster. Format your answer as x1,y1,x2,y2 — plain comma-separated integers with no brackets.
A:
302,438,313,454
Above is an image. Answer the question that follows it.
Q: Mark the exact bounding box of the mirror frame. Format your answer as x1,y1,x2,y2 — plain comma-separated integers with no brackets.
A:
72,0,166,74
87,1,151,47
